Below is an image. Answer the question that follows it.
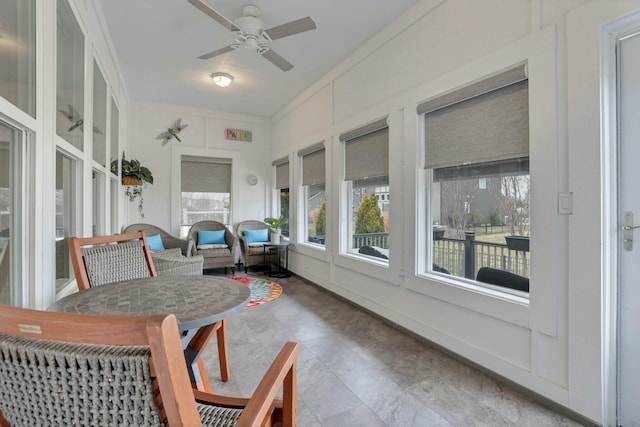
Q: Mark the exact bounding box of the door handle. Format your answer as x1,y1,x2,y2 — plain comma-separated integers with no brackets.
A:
624,211,636,251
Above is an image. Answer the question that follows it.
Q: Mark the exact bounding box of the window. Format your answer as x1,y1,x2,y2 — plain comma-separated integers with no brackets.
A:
298,143,325,246
340,118,389,260
92,169,105,236
110,177,118,234
0,0,36,117
273,157,290,238
110,98,119,177
55,151,78,288
56,0,84,150
420,64,530,293
108,99,120,235
92,61,107,167
180,157,231,237
0,120,29,306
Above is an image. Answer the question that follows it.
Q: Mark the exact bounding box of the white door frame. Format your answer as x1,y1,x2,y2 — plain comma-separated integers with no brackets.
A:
601,9,640,427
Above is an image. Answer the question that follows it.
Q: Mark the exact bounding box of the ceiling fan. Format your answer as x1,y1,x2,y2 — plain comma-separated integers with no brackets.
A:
187,0,317,71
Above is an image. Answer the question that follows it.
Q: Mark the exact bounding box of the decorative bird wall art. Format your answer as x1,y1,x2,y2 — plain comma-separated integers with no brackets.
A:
58,104,103,134
156,119,188,145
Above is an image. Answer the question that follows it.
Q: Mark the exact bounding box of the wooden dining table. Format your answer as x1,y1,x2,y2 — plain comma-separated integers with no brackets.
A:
49,275,250,392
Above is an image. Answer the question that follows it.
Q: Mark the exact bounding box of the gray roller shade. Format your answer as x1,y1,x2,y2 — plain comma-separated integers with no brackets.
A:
274,161,289,189
344,127,389,181
339,117,388,142
299,143,325,186
181,158,231,193
421,65,529,169
417,65,527,115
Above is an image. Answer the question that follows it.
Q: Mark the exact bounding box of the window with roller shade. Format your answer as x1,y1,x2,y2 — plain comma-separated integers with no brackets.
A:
272,157,290,238
420,64,531,292
298,143,325,246
340,118,389,261
180,157,232,236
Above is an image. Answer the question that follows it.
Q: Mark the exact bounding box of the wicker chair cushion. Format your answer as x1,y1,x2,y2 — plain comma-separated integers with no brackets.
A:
82,241,152,287
196,243,229,250
0,333,162,426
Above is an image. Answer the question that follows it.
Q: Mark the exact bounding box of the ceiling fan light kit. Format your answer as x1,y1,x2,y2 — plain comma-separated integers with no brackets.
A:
211,72,234,87
188,0,317,71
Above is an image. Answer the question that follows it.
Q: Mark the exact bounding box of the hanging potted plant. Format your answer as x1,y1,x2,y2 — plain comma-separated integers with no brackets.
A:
264,216,288,244
112,151,154,217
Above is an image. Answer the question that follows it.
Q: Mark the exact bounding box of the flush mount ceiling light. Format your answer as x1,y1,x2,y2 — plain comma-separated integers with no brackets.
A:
211,72,233,87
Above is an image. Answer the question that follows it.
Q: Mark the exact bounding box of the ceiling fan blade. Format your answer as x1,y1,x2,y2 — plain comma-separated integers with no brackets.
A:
187,0,239,32
264,17,316,40
261,49,294,72
198,45,235,60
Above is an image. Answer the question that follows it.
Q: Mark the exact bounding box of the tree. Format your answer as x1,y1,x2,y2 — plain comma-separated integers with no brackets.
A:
440,179,480,238
316,197,326,236
498,175,530,236
355,193,385,234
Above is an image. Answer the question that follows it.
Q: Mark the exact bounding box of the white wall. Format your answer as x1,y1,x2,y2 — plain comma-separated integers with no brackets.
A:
125,101,272,236
271,0,640,423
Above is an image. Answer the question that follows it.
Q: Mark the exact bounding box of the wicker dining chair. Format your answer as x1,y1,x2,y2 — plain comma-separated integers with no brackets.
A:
67,231,230,388
0,304,300,427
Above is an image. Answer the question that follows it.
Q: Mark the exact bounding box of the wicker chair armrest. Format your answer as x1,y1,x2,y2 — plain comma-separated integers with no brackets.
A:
152,253,204,276
154,247,183,258
162,236,191,256
193,341,300,425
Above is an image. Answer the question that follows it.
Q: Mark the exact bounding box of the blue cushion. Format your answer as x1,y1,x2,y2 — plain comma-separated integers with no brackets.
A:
198,230,226,245
244,228,269,243
147,233,165,250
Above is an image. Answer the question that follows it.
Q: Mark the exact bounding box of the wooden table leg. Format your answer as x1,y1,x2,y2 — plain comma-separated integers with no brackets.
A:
184,319,229,392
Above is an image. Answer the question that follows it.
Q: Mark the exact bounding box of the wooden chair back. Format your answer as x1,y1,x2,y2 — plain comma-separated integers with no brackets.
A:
0,304,300,427
0,305,201,426
68,231,157,290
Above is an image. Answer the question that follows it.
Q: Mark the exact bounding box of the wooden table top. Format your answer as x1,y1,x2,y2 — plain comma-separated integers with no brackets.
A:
49,275,251,331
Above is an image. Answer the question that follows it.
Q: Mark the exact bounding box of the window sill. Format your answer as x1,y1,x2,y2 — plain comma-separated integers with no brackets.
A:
410,272,529,327
335,252,401,286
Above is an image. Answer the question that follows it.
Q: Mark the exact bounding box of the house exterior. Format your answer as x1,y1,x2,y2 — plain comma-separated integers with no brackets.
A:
1,1,638,425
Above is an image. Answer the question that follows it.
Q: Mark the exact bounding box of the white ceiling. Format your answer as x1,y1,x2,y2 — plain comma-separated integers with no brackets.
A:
97,0,419,117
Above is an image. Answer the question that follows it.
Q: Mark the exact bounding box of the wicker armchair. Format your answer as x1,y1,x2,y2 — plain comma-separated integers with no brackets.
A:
188,221,237,274
0,304,300,426
123,223,194,256
236,220,276,273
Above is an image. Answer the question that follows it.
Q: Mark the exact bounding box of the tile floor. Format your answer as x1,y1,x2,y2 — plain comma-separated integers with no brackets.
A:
201,272,586,426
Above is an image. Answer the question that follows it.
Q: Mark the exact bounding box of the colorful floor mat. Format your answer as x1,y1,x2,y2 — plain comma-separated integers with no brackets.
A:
228,276,283,308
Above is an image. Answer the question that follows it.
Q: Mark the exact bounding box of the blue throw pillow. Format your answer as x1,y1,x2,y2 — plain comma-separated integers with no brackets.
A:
198,230,226,245
244,228,269,243
147,233,165,250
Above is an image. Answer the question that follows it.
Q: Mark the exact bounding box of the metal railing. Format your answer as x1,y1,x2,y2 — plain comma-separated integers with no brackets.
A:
352,232,389,249
350,231,530,279
433,232,529,278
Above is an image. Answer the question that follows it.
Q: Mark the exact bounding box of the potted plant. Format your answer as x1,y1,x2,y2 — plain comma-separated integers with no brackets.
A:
264,216,288,244
112,151,154,217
